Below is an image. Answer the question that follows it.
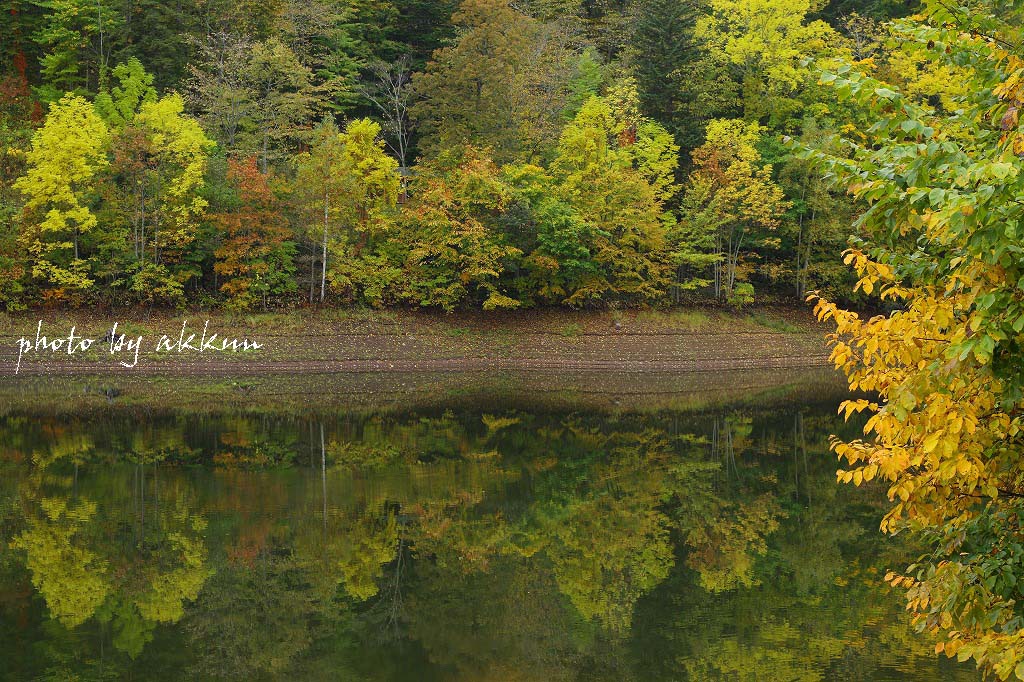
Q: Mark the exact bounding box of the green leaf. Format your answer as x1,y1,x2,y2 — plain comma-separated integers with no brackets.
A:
990,162,1013,179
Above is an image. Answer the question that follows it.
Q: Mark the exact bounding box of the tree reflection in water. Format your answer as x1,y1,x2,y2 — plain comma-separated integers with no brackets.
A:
0,404,981,680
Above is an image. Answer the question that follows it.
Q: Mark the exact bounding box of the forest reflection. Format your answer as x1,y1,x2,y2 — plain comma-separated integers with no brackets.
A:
0,405,980,681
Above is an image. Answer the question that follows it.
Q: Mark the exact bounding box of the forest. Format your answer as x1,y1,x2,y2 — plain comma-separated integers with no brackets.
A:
0,0,918,311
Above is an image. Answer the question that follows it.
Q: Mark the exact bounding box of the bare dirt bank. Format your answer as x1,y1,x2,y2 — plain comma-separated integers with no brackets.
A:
0,307,830,377
0,307,840,414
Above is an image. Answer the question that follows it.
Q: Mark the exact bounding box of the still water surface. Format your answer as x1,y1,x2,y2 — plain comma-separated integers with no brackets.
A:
0,393,981,680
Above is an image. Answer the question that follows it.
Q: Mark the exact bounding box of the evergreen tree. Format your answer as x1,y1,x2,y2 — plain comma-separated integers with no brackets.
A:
29,0,122,100
628,0,703,150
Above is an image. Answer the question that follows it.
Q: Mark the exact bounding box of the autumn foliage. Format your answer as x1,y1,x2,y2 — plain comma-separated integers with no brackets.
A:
213,157,295,310
805,1,1024,676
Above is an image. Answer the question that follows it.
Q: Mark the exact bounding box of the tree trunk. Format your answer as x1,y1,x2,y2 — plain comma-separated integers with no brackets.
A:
725,227,745,296
309,242,315,303
261,128,269,174
321,192,329,303
138,187,146,264
795,212,804,299
713,231,722,299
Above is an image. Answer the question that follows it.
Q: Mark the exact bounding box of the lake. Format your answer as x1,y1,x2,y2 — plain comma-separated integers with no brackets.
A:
0,377,981,680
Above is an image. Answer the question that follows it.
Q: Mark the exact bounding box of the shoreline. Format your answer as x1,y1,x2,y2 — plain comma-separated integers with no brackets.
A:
0,306,831,378
0,307,842,414
0,366,846,416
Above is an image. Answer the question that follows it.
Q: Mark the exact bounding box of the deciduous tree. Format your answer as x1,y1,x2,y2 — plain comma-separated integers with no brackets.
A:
14,93,108,298
186,34,319,168
682,119,788,303
360,57,415,169
0,67,37,308
805,3,1024,676
551,94,678,304
411,0,575,162
112,93,215,304
94,57,156,129
213,157,296,310
695,0,839,125
294,117,399,303
400,147,521,311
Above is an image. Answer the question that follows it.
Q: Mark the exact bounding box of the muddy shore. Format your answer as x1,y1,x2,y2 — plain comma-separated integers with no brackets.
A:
0,307,841,414
0,307,831,376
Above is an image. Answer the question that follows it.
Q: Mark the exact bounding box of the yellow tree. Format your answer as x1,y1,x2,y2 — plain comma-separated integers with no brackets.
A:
131,94,214,265
14,94,108,298
551,94,679,305
104,89,215,304
683,119,788,304
400,146,522,312
694,0,839,123
295,117,399,303
295,117,347,303
803,2,1024,677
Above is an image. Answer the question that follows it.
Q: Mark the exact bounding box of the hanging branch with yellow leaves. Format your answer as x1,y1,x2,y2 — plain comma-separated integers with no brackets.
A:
799,1,1024,678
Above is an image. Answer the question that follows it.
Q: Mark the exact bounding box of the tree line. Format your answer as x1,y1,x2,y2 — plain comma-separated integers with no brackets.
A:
0,0,923,310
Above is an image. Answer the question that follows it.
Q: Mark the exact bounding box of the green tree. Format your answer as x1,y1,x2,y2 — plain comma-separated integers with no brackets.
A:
183,32,253,153
270,0,361,110
109,93,215,304
294,117,347,303
30,0,122,100
410,0,575,162
322,118,401,302
186,33,319,169
94,57,157,129
501,162,597,305
385,0,459,69
775,123,854,301
551,94,678,304
332,118,400,249
627,0,704,148
246,38,319,172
